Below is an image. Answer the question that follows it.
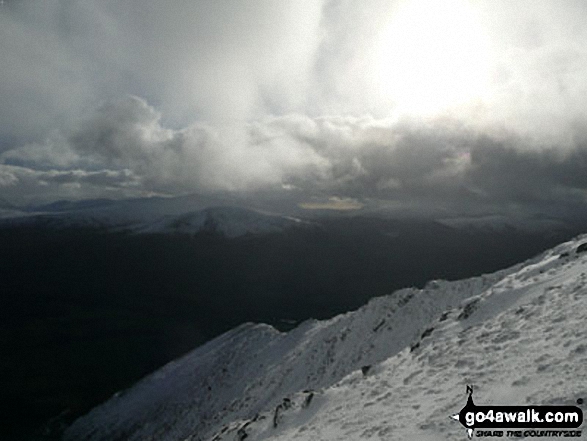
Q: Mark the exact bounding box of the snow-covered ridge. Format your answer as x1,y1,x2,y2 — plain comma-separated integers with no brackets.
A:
64,235,587,440
0,204,308,238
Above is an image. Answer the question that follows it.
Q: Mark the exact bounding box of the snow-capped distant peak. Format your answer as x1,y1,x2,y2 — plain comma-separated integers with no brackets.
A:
0,197,311,237
133,206,309,237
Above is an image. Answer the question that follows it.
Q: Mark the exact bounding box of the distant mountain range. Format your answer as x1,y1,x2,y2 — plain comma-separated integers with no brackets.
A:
0,195,311,237
1,193,584,237
1,194,586,440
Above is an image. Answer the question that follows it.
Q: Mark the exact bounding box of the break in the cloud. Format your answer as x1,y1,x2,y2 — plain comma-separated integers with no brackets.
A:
1,0,587,219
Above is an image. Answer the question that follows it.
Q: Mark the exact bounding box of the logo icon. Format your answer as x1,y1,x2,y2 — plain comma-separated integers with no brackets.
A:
450,385,583,439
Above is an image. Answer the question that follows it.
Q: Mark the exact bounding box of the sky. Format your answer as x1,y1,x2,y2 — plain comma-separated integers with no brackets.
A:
1,0,587,220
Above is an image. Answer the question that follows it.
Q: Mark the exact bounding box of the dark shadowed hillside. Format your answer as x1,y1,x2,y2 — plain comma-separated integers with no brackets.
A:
0,218,580,439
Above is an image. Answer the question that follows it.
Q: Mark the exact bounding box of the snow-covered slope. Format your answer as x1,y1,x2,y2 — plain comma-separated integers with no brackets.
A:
64,236,587,440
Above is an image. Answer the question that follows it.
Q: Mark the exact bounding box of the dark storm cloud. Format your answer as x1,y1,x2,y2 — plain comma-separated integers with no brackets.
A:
465,138,587,203
263,116,587,219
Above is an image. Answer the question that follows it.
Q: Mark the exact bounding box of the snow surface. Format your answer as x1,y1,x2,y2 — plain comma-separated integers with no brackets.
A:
64,235,587,440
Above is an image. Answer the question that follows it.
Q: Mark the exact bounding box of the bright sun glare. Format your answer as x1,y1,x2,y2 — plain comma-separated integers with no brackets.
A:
377,0,492,117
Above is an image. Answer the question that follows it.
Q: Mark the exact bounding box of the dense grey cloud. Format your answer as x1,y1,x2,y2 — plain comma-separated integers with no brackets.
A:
0,163,142,203
1,0,587,220
2,0,586,143
0,0,323,145
3,95,587,221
